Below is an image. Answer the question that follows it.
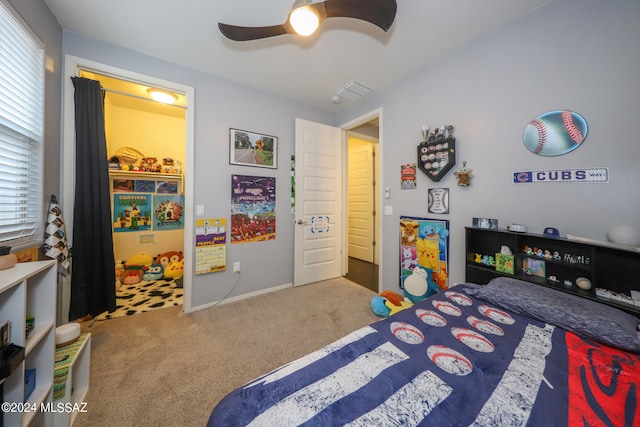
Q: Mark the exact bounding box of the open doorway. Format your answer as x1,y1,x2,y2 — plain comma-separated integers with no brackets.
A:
61,56,195,324
82,70,186,320
343,118,380,293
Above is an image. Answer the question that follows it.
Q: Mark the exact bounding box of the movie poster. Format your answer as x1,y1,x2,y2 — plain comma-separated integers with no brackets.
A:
400,216,449,290
231,175,276,244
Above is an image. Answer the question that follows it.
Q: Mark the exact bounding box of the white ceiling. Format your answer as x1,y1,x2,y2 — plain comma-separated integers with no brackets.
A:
44,0,552,112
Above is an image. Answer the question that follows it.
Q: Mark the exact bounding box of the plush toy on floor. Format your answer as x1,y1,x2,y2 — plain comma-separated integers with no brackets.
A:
121,266,143,285
403,266,439,303
142,263,164,281
163,258,184,280
371,290,413,317
155,251,184,267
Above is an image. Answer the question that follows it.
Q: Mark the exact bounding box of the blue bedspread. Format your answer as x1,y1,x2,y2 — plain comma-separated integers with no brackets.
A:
208,284,639,426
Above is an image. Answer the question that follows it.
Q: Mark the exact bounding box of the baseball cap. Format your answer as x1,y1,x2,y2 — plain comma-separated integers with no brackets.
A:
543,227,560,237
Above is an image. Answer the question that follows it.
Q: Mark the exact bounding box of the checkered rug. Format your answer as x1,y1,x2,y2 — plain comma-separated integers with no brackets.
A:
95,279,183,321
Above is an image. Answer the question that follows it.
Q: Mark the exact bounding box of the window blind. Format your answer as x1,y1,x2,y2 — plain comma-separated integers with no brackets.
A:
0,1,44,247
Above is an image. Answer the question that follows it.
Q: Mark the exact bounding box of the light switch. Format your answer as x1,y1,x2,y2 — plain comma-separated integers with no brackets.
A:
384,187,390,199
196,205,205,216
384,205,393,215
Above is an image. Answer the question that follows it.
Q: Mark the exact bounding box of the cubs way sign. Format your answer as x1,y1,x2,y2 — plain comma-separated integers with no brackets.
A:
513,168,608,183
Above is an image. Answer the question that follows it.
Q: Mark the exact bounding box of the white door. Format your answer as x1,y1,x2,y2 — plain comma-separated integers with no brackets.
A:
294,118,343,286
347,138,375,262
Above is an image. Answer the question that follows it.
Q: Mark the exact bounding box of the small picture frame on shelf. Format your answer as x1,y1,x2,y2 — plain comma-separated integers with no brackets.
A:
472,217,498,229
522,258,545,278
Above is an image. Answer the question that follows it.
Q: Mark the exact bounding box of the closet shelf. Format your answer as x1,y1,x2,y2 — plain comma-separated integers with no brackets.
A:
108,170,182,180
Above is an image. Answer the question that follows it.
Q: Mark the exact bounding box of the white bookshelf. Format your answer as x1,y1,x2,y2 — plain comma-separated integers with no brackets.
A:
53,333,90,427
0,260,56,427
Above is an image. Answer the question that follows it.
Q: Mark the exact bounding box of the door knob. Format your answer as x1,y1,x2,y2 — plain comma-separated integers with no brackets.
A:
296,219,306,225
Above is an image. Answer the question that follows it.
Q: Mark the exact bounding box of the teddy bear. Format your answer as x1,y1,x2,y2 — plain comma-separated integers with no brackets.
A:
141,157,161,173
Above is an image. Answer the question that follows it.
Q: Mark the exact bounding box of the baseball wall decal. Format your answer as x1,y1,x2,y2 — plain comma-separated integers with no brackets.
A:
523,110,588,156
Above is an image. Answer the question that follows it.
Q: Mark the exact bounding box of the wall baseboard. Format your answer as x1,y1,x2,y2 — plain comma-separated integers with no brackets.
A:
187,282,294,313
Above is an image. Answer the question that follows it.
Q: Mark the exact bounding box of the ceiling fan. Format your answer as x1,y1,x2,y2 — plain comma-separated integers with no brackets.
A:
218,0,397,41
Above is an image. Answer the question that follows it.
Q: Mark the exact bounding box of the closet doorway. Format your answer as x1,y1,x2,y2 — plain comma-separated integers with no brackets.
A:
344,118,379,293
61,56,195,324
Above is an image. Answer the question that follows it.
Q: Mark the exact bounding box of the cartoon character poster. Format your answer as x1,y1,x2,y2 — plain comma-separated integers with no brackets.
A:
113,194,152,232
400,216,449,290
152,195,184,230
231,175,276,244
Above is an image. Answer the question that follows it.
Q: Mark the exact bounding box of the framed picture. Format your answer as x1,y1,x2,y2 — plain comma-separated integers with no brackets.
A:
229,128,278,169
427,188,449,214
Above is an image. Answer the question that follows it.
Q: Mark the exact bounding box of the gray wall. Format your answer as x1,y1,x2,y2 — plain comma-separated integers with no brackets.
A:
338,0,640,290
60,32,335,307
20,0,640,309
7,0,62,218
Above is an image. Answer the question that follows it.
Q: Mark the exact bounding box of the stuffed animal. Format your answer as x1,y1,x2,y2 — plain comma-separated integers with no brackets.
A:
155,251,183,267
141,157,161,173
371,290,413,317
122,266,143,285
163,258,184,279
142,263,164,281
126,253,154,267
384,299,413,316
380,290,403,306
371,296,391,317
454,161,473,186
403,266,439,303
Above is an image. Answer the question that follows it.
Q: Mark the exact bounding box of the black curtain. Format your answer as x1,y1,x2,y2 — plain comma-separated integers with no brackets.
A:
69,77,116,320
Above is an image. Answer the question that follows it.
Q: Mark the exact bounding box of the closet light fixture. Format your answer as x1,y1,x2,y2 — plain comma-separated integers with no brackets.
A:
147,88,178,104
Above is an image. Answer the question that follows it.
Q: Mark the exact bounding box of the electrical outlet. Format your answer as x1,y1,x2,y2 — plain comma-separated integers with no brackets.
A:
233,262,240,273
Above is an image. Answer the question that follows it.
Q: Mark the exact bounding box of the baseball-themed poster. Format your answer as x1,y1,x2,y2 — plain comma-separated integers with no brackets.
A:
195,217,227,274
231,174,276,244
400,216,449,290
153,195,184,230
113,194,152,232
523,110,588,156
401,163,417,189
428,188,449,214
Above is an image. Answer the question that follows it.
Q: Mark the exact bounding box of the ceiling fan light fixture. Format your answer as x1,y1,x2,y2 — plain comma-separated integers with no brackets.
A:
289,6,320,36
147,88,178,104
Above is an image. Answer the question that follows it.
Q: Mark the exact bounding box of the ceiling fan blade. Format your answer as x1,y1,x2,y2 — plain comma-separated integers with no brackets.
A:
324,0,397,32
218,22,289,41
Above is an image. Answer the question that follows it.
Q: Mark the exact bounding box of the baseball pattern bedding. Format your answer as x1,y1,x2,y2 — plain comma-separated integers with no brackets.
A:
208,279,640,426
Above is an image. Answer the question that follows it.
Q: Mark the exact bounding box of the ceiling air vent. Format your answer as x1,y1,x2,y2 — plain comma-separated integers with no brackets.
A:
335,80,373,102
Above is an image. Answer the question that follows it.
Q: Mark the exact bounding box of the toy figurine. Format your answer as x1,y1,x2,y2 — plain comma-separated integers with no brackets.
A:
454,161,473,186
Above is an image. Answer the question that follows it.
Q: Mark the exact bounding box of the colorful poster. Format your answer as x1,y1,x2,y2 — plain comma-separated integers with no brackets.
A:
113,194,152,232
152,195,184,230
401,163,417,189
400,216,449,290
156,180,179,194
113,179,135,193
195,218,227,274
231,175,276,244
135,180,155,192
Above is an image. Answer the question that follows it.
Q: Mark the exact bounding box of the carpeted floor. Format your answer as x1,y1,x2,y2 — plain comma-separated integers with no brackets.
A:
94,279,183,321
74,277,379,427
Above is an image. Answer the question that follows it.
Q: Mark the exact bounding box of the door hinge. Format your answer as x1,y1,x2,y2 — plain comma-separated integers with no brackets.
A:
372,241,376,247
